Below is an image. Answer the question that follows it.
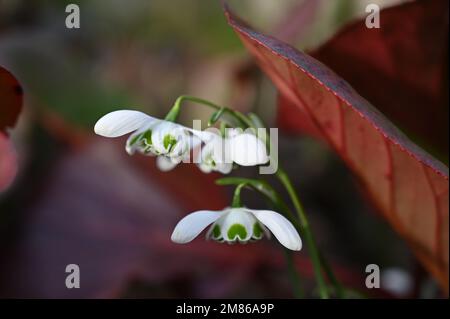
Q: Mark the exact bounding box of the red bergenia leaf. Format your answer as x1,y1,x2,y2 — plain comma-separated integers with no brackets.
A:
311,0,449,160
224,4,449,292
0,66,23,131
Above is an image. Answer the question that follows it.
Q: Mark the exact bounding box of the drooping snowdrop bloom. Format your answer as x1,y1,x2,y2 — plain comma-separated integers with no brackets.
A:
94,110,198,171
171,207,302,251
196,128,269,173
196,135,233,174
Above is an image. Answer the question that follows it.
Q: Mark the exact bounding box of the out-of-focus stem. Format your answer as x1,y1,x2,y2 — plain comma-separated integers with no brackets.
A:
276,167,329,299
285,249,304,298
165,95,253,128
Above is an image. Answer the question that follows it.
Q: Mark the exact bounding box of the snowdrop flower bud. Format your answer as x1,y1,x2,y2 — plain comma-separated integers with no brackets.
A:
171,207,302,251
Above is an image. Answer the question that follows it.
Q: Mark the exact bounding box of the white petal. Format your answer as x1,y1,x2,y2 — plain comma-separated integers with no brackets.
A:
205,137,231,162
171,210,223,243
94,110,157,137
198,163,213,173
250,209,302,251
189,128,219,143
216,163,233,174
190,135,202,150
230,133,269,166
156,156,179,172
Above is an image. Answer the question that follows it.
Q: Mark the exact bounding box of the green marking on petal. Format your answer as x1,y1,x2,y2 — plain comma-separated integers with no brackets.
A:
227,223,247,240
212,224,221,238
143,145,153,153
129,132,144,146
143,130,152,145
253,223,263,239
163,134,177,151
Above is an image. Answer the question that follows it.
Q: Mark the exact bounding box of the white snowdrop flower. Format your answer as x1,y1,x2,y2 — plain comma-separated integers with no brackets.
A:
196,135,233,174
94,110,197,171
126,119,192,160
171,207,302,251
196,128,269,174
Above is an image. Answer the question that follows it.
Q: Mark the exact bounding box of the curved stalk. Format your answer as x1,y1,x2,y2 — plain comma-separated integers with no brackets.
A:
165,95,254,128
231,183,246,208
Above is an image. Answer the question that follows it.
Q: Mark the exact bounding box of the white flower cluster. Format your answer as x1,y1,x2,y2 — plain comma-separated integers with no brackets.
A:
95,109,301,251
94,110,269,173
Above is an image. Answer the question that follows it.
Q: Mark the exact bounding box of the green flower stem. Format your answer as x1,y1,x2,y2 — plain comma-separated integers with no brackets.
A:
276,167,330,299
165,95,254,128
320,252,344,298
231,183,246,208
284,249,304,298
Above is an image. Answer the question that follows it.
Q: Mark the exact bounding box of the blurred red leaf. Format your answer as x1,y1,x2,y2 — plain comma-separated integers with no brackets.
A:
0,132,17,191
224,3,449,292
0,66,22,191
0,66,23,131
311,0,449,160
